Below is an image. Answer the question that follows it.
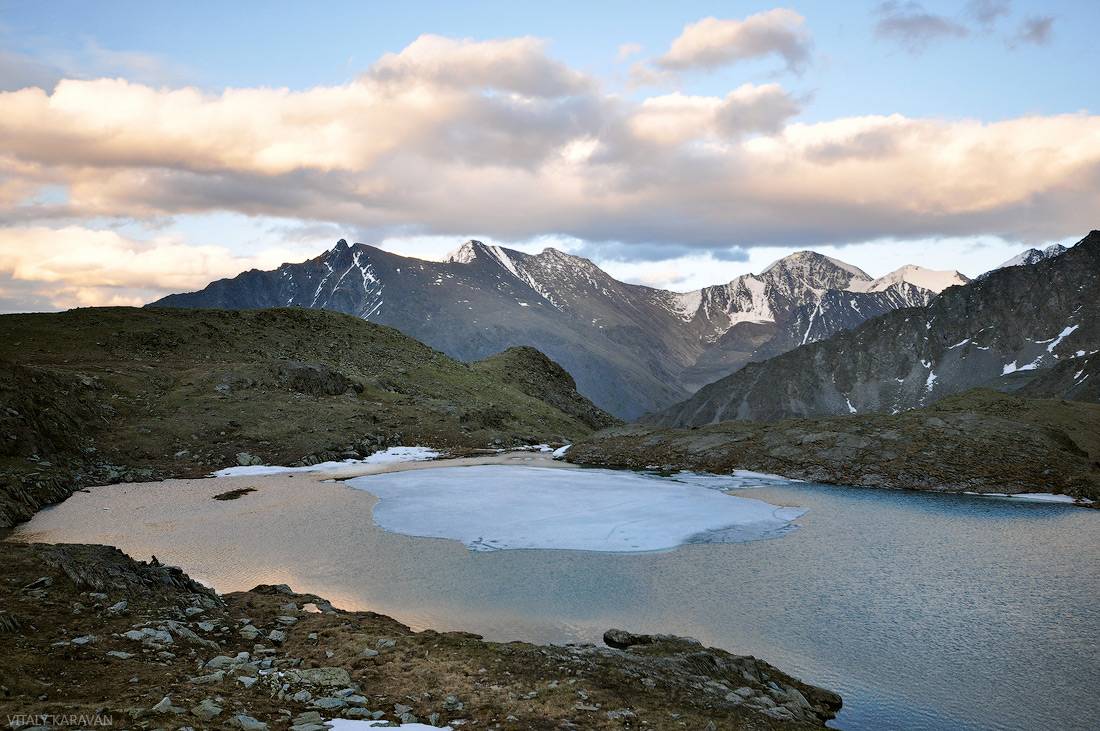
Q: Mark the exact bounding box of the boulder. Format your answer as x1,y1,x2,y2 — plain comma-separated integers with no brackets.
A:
229,714,268,730
286,666,352,688
190,699,222,721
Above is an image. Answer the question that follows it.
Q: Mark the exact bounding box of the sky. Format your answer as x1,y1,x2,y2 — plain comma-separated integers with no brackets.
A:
1,0,1098,310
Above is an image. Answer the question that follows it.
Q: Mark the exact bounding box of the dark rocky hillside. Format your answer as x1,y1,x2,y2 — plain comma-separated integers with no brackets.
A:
648,232,1099,426
0,307,614,527
471,346,621,431
571,390,1100,502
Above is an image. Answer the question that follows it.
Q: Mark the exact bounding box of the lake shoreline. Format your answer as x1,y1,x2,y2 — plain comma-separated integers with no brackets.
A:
566,391,1100,507
0,540,843,730
2,451,846,728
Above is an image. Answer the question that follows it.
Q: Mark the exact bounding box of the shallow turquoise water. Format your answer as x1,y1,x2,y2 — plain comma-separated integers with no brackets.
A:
14,468,1100,730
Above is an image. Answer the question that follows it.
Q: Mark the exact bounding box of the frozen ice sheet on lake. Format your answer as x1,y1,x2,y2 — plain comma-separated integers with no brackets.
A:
212,446,440,477
347,465,806,552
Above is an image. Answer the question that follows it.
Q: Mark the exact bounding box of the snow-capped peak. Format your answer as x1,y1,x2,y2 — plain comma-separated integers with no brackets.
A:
443,240,527,279
757,252,872,305
849,265,969,294
444,240,486,264
762,251,871,282
996,243,1068,270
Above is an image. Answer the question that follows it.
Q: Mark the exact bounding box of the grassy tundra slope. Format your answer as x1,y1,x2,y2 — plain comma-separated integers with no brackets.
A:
0,306,615,527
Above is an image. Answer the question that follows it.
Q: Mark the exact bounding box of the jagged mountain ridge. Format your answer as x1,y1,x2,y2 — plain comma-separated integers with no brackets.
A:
997,243,1068,270
153,241,959,419
647,231,1100,426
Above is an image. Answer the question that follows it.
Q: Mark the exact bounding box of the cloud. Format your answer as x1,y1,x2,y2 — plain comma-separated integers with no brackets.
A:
656,10,811,73
626,61,674,88
629,85,801,144
579,240,751,266
1013,16,1054,47
0,225,297,309
616,43,643,62
874,2,969,53
0,31,1098,308
967,0,1011,29
365,34,590,97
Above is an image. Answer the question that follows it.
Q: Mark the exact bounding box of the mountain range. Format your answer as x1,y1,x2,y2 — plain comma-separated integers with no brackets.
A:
152,241,967,419
649,231,1098,426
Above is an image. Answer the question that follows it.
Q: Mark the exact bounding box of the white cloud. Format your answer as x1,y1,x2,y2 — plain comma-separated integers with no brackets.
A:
365,34,590,96
0,32,1098,314
656,10,811,73
630,84,800,144
0,226,296,309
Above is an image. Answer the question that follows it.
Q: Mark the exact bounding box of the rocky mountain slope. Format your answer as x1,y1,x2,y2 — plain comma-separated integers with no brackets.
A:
152,241,956,419
0,307,614,527
648,231,1099,425
571,390,1100,502
470,346,620,431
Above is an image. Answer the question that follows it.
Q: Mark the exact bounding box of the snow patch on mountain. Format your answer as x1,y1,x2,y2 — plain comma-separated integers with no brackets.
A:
850,265,969,294
670,289,703,321
444,240,481,264
1002,358,1042,375
997,244,1068,270
1045,324,1079,353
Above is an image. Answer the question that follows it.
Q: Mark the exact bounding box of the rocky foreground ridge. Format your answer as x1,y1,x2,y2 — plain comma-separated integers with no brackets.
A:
570,390,1100,503
0,542,841,730
0,307,617,528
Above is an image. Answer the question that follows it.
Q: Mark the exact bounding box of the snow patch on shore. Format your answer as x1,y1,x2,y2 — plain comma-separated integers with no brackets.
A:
962,491,1090,505
212,446,440,477
348,465,806,552
669,469,800,489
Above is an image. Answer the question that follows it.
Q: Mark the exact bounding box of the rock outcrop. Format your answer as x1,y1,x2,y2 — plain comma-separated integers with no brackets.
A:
571,390,1100,502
